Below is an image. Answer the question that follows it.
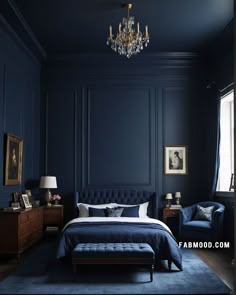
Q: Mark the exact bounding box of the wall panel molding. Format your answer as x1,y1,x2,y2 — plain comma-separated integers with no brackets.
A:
73,90,77,192
2,64,6,132
82,85,155,190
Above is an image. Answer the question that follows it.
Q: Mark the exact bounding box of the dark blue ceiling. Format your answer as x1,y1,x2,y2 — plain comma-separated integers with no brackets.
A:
13,0,234,54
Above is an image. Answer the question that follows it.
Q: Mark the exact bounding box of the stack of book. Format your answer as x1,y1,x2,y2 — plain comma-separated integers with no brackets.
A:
170,204,182,209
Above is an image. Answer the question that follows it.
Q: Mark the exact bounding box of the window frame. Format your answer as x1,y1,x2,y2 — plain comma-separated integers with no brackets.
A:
216,85,234,196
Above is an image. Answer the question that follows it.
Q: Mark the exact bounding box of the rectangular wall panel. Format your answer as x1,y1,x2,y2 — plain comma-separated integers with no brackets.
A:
82,86,155,189
47,89,76,192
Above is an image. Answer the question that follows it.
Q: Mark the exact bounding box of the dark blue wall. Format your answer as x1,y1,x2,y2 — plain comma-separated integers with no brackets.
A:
44,54,204,217
0,17,42,207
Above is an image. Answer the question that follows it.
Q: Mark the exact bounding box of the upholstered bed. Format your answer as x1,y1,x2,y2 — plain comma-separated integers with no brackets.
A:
56,190,182,271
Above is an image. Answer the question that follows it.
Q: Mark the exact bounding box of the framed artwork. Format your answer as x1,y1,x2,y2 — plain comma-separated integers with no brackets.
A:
25,189,33,204
13,192,21,202
164,145,188,175
13,192,24,207
21,194,32,209
5,134,23,185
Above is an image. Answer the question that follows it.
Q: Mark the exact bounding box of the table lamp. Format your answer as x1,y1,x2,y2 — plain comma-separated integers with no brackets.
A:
175,192,181,205
165,193,173,208
39,176,57,206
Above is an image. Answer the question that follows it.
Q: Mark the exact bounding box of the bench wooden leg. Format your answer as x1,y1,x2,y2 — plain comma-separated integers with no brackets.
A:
150,264,154,282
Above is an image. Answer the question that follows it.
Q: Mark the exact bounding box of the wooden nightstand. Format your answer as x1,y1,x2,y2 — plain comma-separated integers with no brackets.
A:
43,205,64,231
163,207,180,238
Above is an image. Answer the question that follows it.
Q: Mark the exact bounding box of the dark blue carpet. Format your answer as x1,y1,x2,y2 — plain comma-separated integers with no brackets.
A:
0,239,231,294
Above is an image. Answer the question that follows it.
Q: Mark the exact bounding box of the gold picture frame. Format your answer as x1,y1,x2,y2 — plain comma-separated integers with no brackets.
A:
5,134,23,185
164,145,188,175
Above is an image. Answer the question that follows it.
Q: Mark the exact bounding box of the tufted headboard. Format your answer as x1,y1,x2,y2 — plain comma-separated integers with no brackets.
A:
74,190,157,218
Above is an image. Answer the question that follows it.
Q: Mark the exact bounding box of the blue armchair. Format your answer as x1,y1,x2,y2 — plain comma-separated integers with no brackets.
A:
179,201,225,242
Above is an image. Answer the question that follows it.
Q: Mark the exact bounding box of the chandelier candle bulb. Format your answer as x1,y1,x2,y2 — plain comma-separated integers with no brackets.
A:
109,25,112,37
137,22,140,33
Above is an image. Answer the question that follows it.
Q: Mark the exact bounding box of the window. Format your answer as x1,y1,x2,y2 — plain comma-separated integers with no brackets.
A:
217,90,234,192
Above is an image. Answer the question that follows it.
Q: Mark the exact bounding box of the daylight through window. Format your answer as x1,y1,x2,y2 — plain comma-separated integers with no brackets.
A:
217,90,234,192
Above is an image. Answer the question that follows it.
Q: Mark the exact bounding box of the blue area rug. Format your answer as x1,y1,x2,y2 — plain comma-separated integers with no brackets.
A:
0,239,231,294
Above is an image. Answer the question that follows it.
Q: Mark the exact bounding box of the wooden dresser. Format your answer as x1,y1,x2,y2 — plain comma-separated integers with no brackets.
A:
0,207,43,259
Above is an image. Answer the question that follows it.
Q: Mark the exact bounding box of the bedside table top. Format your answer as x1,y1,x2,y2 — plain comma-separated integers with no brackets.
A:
44,205,63,208
163,207,181,212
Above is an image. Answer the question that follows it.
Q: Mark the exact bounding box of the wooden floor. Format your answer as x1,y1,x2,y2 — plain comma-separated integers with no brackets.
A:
0,244,234,293
193,248,234,292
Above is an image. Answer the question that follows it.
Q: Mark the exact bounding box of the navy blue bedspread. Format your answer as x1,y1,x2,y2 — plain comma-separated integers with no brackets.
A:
56,222,182,271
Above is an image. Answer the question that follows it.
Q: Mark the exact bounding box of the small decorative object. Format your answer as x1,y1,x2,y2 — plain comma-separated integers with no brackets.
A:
5,133,23,185
11,202,21,210
164,145,188,175
175,192,181,205
39,176,57,206
21,194,32,209
165,193,173,208
51,194,61,205
32,200,40,207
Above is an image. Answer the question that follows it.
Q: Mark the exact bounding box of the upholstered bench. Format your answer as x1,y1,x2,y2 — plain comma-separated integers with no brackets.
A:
72,242,155,282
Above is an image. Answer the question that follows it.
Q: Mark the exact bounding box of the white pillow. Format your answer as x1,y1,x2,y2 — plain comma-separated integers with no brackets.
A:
77,203,116,218
113,202,149,218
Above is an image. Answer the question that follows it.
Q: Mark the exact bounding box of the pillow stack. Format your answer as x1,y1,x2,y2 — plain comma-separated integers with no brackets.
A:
77,202,149,218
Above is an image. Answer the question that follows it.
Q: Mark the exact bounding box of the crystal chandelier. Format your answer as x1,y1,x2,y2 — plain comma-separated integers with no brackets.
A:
107,3,150,58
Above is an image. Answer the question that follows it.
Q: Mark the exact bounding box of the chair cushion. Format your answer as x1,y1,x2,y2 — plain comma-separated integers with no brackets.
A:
72,243,155,259
193,205,214,222
183,220,212,232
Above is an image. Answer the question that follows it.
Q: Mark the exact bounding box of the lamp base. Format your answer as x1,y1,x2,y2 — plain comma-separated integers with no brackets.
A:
166,200,171,208
45,189,52,206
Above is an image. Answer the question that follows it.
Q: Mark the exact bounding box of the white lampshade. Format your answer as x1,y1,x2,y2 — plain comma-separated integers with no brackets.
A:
175,192,181,199
165,193,173,200
39,176,57,189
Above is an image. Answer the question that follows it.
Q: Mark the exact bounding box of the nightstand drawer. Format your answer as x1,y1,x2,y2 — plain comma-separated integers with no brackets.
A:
43,205,64,228
44,215,61,223
165,210,178,217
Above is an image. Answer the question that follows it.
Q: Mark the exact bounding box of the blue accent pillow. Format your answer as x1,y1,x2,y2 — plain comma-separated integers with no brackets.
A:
121,205,140,217
193,205,214,222
88,207,106,217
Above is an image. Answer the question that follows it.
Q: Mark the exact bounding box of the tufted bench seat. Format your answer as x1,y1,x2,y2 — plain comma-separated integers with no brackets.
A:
72,243,155,282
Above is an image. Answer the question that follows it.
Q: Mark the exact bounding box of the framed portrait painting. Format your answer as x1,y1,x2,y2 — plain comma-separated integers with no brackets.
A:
164,145,188,175
5,134,23,185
